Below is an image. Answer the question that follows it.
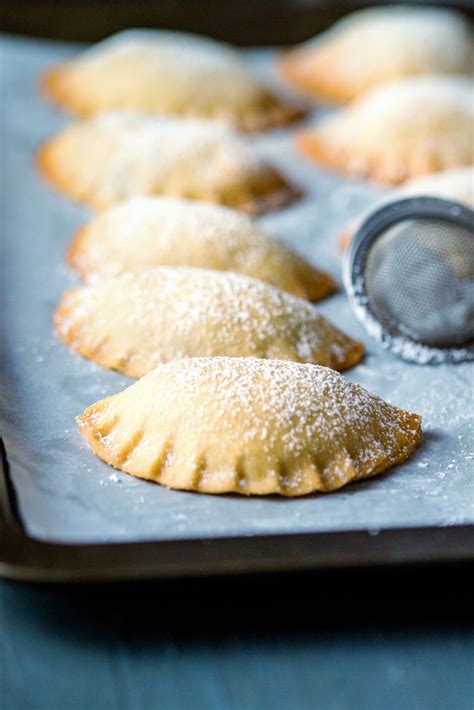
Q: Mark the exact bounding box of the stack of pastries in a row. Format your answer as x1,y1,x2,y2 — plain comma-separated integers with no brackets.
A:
38,5,474,496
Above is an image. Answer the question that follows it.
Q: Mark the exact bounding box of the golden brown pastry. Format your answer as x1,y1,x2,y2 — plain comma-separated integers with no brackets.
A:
298,76,474,185
54,267,363,377
281,6,473,103
67,196,335,301
77,357,422,496
37,112,299,213
42,30,303,131
339,167,474,250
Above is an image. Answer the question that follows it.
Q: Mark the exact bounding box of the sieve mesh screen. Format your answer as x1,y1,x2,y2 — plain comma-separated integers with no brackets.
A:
364,218,474,347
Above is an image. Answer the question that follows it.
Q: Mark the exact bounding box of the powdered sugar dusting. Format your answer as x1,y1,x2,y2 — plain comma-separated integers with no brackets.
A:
94,111,264,177
321,75,474,141
78,29,261,92
57,267,360,374
297,6,472,78
111,357,421,478
71,196,332,300
53,29,304,131
52,112,285,209
351,75,474,121
309,75,474,183
75,197,291,273
86,195,266,246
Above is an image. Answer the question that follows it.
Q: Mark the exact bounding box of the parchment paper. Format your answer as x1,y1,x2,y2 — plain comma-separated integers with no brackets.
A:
1,35,472,543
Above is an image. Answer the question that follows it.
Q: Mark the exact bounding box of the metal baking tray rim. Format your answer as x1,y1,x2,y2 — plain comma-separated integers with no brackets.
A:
2,440,473,582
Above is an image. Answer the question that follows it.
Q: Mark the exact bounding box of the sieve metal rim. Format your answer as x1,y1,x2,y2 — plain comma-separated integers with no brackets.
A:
343,196,474,365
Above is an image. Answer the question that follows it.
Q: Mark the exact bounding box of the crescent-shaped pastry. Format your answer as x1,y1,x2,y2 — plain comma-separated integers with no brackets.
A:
77,357,422,496
67,196,336,301
339,167,474,250
42,30,304,131
281,6,473,103
37,112,299,213
297,76,474,185
54,267,363,377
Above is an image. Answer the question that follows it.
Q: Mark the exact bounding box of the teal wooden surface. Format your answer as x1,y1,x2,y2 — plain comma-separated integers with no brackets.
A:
1,571,473,710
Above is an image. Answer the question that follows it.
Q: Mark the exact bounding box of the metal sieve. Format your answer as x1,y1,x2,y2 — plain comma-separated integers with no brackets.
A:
343,197,474,364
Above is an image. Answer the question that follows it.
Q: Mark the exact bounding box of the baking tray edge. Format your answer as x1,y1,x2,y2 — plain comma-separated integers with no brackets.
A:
1,439,473,583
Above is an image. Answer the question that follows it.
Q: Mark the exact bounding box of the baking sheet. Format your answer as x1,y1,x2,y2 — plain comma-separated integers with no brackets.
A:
1,34,473,545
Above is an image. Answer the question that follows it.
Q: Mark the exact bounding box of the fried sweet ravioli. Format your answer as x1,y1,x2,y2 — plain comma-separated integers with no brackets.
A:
67,196,335,301
37,112,299,213
77,358,422,496
42,29,303,131
281,6,473,103
298,76,474,185
54,267,363,377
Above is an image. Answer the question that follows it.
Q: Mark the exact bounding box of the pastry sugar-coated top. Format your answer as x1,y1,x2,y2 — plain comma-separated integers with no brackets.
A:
282,6,473,103
42,29,303,130
38,111,296,212
55,267,362,376
137,357,420,459
78,356,421,496
328,76,474,134
302,6,471,68
67,196,335,301
74,30,263,95
83,112,265,175
298,76,474,184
